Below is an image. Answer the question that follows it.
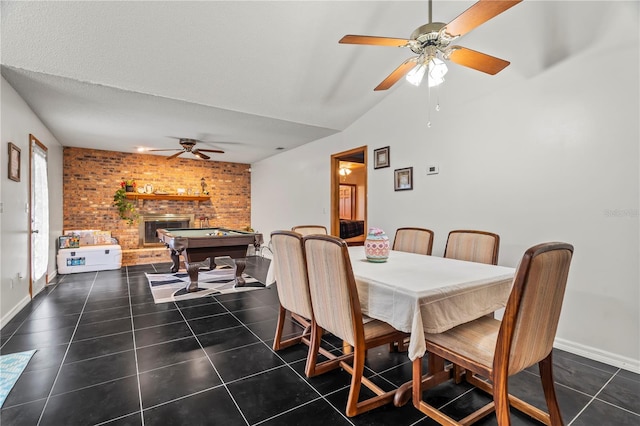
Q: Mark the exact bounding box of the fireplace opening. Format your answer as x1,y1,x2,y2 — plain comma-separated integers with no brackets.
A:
139,214,195,247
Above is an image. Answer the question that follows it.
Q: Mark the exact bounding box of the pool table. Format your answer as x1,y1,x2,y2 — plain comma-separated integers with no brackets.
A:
156,227,264,292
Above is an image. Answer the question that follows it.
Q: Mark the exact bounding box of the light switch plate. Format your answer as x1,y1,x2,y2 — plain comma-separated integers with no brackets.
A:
427,165,439,175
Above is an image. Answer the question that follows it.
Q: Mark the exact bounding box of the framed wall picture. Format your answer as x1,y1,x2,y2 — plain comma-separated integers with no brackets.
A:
8,142,21,182
373,146,390,169
394,167,413,191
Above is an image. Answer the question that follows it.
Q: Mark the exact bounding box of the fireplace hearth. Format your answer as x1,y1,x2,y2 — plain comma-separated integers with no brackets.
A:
139,214,195,247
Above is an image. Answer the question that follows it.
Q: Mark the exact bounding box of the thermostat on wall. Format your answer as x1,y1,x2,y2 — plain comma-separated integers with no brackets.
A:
427,165,439,175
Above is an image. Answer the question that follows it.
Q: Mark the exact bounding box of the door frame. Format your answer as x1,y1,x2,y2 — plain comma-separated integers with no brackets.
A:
29,134,48,298
330,146,367,240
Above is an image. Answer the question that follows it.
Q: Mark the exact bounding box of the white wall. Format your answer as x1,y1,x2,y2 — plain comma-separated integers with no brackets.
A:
252,10,639,370
1,76,64,327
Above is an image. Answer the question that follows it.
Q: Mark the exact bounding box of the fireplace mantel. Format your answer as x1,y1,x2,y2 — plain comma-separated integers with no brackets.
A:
125,193,210,205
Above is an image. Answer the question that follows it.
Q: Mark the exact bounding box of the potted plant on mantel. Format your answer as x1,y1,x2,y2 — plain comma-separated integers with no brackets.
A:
113,187,139,225
121,179,136,192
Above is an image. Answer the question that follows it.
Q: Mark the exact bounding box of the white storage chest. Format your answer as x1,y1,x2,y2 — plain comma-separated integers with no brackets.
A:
57,244,122,274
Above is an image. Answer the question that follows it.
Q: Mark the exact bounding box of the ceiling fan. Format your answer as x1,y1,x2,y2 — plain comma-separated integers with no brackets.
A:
148,138,224,160
339,0,522,91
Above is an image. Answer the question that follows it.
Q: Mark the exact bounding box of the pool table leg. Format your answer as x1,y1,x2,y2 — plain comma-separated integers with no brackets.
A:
169,249,180,273
232,258,265,288
233,258,246,287
185,258,210,292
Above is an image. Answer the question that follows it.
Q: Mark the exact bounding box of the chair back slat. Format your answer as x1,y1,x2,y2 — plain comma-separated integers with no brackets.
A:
270,231,314,320
292,225,328,236
393,227,434,255
444,230,500,265
303,235,361,346
496,243,574,374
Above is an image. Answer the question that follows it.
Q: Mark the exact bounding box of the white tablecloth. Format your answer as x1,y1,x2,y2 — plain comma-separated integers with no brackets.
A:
348,247,515,360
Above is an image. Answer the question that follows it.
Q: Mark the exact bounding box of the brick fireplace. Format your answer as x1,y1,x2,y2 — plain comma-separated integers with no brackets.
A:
139,213,195,247
62,147,252,266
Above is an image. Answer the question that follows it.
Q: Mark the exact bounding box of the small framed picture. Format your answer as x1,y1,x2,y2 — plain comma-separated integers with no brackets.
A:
394,167,413,191
8,142,21,182
373,146,390,169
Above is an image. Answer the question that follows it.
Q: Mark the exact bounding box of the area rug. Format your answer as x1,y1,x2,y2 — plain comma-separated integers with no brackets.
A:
146,264,267,304
0,350,36,407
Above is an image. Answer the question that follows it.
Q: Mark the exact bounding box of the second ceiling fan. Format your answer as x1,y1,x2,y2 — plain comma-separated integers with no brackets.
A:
339,0,522,91
148,138,224,160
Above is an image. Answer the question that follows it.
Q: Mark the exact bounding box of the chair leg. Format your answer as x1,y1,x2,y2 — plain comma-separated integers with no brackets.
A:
305,322,324,377
492,370,512,426
345,344,366,417
539,353,564,426
272,305,287,351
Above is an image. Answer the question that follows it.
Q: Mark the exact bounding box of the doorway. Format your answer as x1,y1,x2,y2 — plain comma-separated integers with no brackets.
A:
30,134,49,297
331,146,367,245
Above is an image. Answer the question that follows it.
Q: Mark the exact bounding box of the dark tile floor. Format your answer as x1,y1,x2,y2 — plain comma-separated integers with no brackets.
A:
1,257,638,425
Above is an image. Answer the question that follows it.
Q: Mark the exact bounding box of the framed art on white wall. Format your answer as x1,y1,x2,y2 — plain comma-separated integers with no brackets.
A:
394,167,413,191
374,146,390,169
8,142,20,182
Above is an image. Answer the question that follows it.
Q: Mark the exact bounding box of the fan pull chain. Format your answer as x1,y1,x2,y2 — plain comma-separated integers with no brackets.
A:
427,83,442,128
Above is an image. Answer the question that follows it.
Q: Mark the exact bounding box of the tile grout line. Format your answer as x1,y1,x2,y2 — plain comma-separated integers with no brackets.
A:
567,367,636,425
0,281,63,351
171,298,252,426
35,272,100,426
218,300,354,425
126,266,146,426
250,396,329,426
136,383,227,413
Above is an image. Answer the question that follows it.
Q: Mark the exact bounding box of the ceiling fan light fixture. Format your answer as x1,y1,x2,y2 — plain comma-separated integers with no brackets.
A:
427,57,447,87
406,56,447,87
406,62,428,86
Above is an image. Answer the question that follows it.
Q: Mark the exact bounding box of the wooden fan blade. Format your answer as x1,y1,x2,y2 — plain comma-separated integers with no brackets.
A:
147,149,181,152
374,59,418,91
442,0,522,38
166,151,184,160
448,46,510,75
192,150,210,160
197,149,225,154
339,35,409,47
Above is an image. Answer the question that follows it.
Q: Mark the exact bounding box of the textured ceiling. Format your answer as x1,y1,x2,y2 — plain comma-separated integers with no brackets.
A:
2,1,635,164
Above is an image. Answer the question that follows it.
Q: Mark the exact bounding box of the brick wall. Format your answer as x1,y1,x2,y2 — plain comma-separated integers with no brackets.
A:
63,147,252,263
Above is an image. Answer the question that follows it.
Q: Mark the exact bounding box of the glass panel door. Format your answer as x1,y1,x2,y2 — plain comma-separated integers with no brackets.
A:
30,135,49,295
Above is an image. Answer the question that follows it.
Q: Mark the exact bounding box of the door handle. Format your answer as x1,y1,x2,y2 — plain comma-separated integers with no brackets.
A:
31,229,39,234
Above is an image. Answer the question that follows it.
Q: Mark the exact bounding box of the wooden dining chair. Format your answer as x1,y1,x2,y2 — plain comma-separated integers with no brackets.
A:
269,231,336,375
291,225,328,236
389,227,434,352
393,227,434,255
415,242,574,426
444,229,500,265
303,234,409,417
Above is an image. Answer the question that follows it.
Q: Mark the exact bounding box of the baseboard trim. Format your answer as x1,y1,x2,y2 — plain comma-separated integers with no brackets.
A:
555,337,640,374
0,294,31,329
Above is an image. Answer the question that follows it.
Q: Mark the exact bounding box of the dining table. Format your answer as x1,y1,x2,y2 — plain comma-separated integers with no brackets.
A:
346,246,516,407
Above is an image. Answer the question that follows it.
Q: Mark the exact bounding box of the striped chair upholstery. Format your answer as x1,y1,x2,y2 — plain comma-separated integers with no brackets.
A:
291,225,328,236
393,227,434,255
270,231,336,376
303,234,409,417
444,230,500,265
418,242,574,426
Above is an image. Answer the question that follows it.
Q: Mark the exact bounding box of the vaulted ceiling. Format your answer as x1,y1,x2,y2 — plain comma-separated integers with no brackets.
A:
2,1,634,163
